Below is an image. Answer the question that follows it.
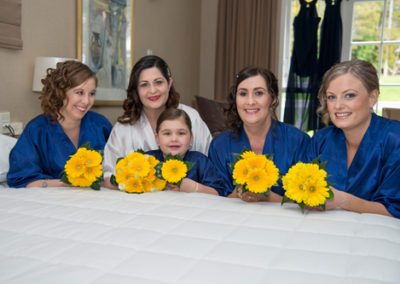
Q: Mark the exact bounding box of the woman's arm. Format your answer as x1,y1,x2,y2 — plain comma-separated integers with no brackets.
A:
102,177,118,190
26,179,69,188
179,178,218,195
326,187,392,217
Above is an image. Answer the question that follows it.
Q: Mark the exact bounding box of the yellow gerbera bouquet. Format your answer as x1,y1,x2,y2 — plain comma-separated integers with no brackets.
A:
61,145,103,190
111,150,166,193
281,159,334,211
230,150,279,194
156,154,193,186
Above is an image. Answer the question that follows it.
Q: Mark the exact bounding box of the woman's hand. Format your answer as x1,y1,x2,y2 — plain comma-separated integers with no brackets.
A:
325,186,349,210
236,186,266,202
165,183,180,192
323,186,391,217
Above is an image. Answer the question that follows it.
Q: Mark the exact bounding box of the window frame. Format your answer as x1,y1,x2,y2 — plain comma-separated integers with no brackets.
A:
279,0,400,117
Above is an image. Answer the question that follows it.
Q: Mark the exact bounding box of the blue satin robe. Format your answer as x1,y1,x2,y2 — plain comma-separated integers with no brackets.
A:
147,150,225,196
7,112,112,188
307,113,400,218
208,120,311,196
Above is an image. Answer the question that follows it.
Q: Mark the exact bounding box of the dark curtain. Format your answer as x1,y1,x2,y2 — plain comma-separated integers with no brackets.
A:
284,0,320,131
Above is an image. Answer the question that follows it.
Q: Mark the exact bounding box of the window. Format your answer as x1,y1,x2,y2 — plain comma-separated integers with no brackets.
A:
280,0,400,118
343,0,400,114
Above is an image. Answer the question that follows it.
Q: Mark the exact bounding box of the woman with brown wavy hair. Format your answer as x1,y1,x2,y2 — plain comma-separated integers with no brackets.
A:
103,55,211,189
208,66,310,199
7,60,112,188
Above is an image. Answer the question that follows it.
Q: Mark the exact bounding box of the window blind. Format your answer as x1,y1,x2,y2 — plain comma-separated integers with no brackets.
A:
0,0,22,50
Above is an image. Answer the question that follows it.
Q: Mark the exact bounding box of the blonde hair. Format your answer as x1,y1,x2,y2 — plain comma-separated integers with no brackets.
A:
317,60,379,125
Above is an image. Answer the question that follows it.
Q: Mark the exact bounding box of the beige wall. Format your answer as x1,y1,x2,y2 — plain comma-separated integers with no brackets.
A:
0,0,205,128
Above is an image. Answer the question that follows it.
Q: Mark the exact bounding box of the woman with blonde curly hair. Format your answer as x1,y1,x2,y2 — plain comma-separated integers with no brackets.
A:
308,59,400,218
7,60,112,188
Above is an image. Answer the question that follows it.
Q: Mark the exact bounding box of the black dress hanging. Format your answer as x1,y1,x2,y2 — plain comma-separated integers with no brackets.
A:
318,0,342,79
284,0,320,131
308,0,343,130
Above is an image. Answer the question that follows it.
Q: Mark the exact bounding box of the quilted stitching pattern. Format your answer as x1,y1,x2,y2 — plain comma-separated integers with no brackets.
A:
0,188,399,284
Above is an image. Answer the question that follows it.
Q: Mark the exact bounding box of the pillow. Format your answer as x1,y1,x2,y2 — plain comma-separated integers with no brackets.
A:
195,96,228,137
0,134,17,182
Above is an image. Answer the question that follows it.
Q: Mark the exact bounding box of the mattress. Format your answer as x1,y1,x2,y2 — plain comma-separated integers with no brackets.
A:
0,187,399,284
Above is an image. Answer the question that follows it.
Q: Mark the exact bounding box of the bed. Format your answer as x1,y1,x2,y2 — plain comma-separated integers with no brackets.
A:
0,187,399,284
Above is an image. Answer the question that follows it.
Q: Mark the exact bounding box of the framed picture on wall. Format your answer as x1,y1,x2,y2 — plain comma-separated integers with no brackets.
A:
76,0,133,106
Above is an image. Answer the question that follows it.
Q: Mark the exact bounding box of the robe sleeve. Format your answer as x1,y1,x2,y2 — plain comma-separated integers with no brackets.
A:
103,123,128,179
208,135,233,196
194,154,225,196
7,125,55,187
372,132,400,218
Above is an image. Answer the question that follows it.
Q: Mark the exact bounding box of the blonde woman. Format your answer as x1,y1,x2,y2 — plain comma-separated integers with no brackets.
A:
308,60,400,218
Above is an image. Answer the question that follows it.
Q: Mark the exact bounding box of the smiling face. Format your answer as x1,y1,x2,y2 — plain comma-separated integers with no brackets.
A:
60,77,96,122
326,73,378,133
235,75,273,128
137,67,172,113
156,117,193,157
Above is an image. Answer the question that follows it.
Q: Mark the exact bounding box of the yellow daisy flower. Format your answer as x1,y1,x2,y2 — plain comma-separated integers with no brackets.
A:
246,155,268,170
283,163,330,207
153,178,167,191
241,151,257,160
68,175,92,187
246,168,270,193
65,156,86,178
264,159,279,184
83,149,102,167
232,159,250,185
63,147,103,188
161,159,188,184
146,155,160,168
124,177,144,193
126,154,150,178
84,164,102,182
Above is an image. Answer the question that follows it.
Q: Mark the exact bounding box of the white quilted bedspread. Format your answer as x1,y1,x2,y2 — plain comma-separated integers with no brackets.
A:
0,188,399,284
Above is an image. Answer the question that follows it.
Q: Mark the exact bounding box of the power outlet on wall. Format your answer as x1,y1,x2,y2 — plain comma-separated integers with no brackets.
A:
10,122,24,135
0,112,11,134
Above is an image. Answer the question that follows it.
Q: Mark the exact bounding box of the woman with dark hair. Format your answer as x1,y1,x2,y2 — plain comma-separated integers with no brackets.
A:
103,55,211,188
208,66,310,199
308,59,400,217
7,60,112,188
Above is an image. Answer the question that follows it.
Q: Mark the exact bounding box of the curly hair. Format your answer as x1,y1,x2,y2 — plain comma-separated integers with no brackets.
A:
225,66,279,135
118,55,180,124
40,60,97,122
317,60,380,125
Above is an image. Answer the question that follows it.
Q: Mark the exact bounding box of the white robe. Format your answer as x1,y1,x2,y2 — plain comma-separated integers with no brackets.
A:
103,104,212,178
